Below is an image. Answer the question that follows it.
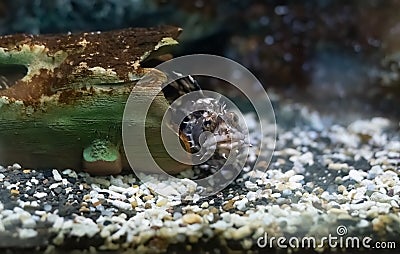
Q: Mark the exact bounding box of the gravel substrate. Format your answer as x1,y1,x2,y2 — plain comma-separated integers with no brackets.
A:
0,103,399,253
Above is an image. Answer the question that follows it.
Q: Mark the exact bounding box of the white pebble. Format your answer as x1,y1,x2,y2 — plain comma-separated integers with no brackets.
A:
12,163,22,170
52,169,62,182
21,217,36,228
19,228,38,239
109,185,127,194
235,198,249,211
288,175,304,183
49,183,60,189
357,219,370,228
108,199,132,210
328,163,349,171
368,165,383,179
33,192,47,199
201,202,209,208
70,222,99,238
62,169,78,178
349,169,367,182
211,220,230,230
370,192,392,203
246,191,258,201
245,181,258,190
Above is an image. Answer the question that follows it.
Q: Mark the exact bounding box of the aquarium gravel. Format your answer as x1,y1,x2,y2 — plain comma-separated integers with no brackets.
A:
0,103,399,253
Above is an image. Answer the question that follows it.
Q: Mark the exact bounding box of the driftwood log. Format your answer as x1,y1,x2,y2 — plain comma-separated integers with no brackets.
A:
0,26,188,175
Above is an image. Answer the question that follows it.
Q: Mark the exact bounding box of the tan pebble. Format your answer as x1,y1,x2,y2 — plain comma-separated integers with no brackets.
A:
280,204,290,209
188,235,199,243
92,200,102,207
337,185,347,193
209,207,219,214
163,215,173,221
156,198,168,207
143,195,154,202
10,189,19,195
83,194,91,201
182,213,202,224
236,211,245,216
232,225,251,240
199,210,209,216
200,202,209,208
328,208,348,215
145,203,152,209
82,183,91,189
23,169,31,174
131,200,138,208
222,200,235,211
79,206,90,213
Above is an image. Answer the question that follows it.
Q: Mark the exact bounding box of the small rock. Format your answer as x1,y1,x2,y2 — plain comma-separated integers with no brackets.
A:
52,169,63,182
12,163,22,170
223,199,235,211
357,219,370,228
348,169,367,182
44,204,52,212
201,202,209,208
288,175,304,183
173,212,182,220
337,185,347,193
19,228,38,239
53,187,63,195
235,198,249,211
33,192,47,199
232,225,251,240
245,181,258,190
143,195,154,202
182,213,202,224
282,189,293,198
156,198,168,207
370,192,392,203
368,165,383,179
79,206,90,213
328,163,349,171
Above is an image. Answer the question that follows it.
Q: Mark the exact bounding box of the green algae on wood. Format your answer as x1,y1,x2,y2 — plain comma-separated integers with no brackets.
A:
0,26,188,175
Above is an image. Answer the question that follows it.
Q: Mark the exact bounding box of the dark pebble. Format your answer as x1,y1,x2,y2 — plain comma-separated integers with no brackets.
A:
58,205,78,217
67,177,77,184
53,187,63,195
26,186,36,196
42,169,53,178
350,157,370,171
103,220,112,226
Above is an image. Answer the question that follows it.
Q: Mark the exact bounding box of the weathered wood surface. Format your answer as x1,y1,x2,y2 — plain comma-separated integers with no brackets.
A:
0,26,188,175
